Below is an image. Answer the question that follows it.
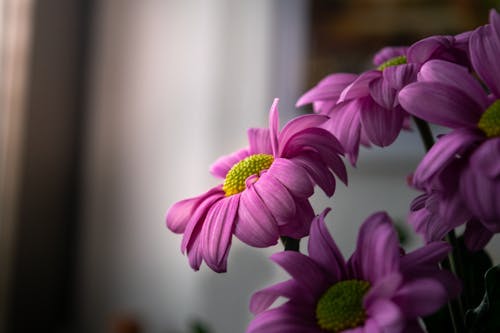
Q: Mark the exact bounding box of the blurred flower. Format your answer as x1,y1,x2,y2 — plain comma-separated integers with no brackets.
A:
247,209,460,332
166,99,346,272
297,35,470,165
399,10,500,249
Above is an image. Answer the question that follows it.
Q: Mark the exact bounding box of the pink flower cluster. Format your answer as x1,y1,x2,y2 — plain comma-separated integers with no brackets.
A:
165,9,500,333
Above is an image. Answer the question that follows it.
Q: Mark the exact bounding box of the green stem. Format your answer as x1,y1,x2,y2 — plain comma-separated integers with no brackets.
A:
413,116,465,333
280,236,300,251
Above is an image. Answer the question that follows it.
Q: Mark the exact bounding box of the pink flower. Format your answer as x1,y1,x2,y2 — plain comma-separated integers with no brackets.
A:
247,209,460,333
297,36,470,165
399,10,500,249
166,99,347,272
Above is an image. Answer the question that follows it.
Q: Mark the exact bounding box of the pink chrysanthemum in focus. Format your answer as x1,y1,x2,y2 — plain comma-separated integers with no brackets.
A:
166,99,347,272
247,209,460,333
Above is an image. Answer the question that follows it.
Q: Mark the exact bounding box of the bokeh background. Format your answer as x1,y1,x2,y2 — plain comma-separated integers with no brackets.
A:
1,1,499,332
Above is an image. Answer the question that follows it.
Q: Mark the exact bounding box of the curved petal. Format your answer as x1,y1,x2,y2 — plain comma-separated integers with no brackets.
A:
339,70,380,102
399,81,482,128
249,279,310,314
296,73,358,107
413,128,483,186
468,137,500,178
363,272,403,309
307,208,347,280
407,35,454,64
382,63,418,91
418,60,490,110
268,158,314,198
270,251,331,297
246,304,320,333
400,241,451,272
201,195,239,272
360,97,404,147
352,212,400,283
186,234,203,271
291,153,336,196
248,128,272,155
269,98,280,156
210,148,250,179
369,77,397,110
278,199,314,239
277,198,315,239
253,171,297,218
366,299,404,333
392,278,448,317
470,24,500,97
279,114,328,147
234,186,280,247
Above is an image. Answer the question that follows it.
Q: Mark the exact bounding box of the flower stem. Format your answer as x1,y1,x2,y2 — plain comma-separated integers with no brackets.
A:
280,236,300,251
413,116,465,332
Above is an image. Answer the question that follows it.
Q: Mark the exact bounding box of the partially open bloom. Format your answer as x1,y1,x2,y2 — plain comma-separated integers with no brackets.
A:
166,99,346,272
297,35,470,165
399,9,500,249
247,209,460,333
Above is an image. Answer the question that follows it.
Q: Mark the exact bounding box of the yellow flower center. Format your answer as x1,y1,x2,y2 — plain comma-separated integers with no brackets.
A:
478,100,500,138
377,55,407,71
222,154,274,196
316,279,370,332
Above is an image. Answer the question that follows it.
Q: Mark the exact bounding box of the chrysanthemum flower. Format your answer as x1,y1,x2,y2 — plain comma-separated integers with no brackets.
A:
297,36,469,165
166,99,347,272
247,209,460,333
399,9,500,249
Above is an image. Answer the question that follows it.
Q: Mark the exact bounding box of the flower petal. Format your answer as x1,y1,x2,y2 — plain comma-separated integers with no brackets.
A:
373,46,408,66
248,128,272,155
307,208,347,280
470,23,500,97
268,158,314,198
399,81,482,128
383,63,418,91
392,278,449,317
464,219,494,251
366,299,404,332
254,171,297,218
339,70,380,102
210,148,250,179
413,128,483,186
234,186,279,247
279,114,328,147
360,97,404,147
270,251,331,297
277,198,315,238
249,279,310,314
201,195,239,272
369,77,397,110
269,98,280,156
291,153,336,196
296,73,358,107
417,60,489,110
246,304,319,333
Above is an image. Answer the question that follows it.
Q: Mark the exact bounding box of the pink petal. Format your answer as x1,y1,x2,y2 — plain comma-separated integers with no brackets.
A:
201,195,239,272
399,82,482,128
400,241,451,272
373,46,408,66
254,171,297,218
291,153,336,196
249,279,309,314
234,186,279,247
360,97,404,147
186,234,203,271
363,273,403,309
392,278,448,317
246,305,319,333
277,198,315,239
464,219,494,251
383,63,418,91
307,208,347,280
269,98,280,156
339,70,380,102
270,251,330,296
369,77,397,110
366,299,404,332
413,128,483,186
418,60,489,110
296,73,358,107
470,24,500,97
279,114,328,147
210,148,250,179
268,158,314,198
248,128,272,155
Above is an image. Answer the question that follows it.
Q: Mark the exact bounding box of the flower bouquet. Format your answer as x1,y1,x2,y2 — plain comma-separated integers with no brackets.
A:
166,9,500,333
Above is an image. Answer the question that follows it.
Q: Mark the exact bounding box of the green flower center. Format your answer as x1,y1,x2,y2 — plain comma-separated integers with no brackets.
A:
316,279,371,332
377,55,407,71
478,100,500,138
222,154,274,196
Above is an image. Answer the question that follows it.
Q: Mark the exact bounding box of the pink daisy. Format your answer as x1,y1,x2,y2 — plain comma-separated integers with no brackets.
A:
247,209,461,333
166,99,347,272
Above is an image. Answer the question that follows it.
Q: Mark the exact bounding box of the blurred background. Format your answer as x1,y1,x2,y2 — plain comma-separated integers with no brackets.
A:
1,1,498,332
